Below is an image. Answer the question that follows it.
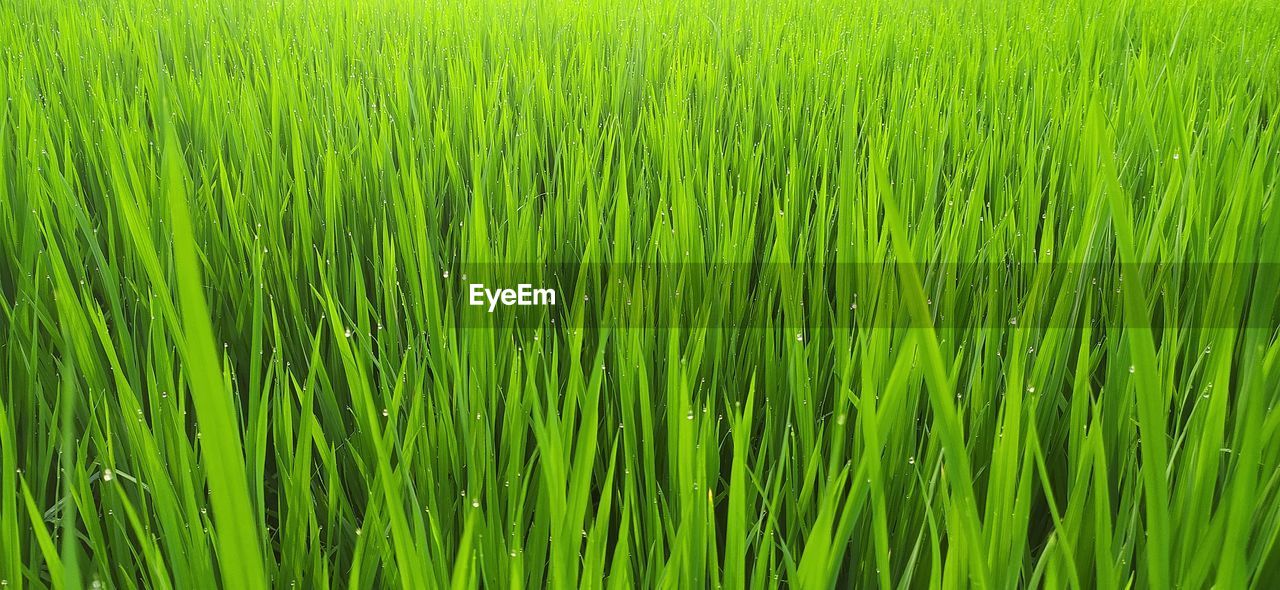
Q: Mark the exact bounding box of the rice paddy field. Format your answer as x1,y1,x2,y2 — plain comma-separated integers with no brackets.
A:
2,0,1280,587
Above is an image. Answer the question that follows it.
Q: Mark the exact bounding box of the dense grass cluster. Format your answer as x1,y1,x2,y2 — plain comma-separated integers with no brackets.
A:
2,0,1279,587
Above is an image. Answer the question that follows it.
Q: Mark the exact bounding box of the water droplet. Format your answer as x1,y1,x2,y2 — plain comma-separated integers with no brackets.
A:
381,408,389,417
908,457,916,465
472,499,480,508
102,469,114,482
1129,365,1136,374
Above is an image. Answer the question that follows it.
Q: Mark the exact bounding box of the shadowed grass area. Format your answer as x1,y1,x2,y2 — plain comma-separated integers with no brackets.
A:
1,0,1278,587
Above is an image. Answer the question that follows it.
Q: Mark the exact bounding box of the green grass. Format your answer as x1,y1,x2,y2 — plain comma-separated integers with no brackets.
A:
2,0,1279,587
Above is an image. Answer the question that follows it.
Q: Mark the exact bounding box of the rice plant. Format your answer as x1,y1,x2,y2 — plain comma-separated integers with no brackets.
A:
1,0,1278,587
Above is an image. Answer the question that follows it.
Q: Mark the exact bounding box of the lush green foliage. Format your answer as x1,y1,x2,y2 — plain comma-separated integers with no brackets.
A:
2,0,1279,587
